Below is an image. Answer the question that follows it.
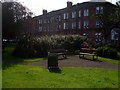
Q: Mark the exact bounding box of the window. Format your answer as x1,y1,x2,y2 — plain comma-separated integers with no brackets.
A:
72,22,76,29
96,6,103,14
111,30,119,40
50,17,54,23
72,11,76,18
96,20,102,28
48,19,50,23
96,7,99,14
38,26,42,32
58,25,61,30
44,27,47,32
44,19,46,23
78,10,81,17
58,16,61,21
63,22,68,29
57,25,61,30
84,9,89,16
38,19,42,24
64,13,69,19
78,21,81,29
83,33,88,36
84,20,89,28
100,7,103,14
47,26,50,32
95,33,102,42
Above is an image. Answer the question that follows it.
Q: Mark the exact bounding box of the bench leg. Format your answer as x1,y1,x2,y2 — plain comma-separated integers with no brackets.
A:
93,55,95,60
79,54,84,59
93,55,98,60
63,54,67,59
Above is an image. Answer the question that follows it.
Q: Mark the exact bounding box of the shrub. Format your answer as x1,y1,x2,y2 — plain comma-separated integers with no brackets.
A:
97,46,118,59
13,35,86,58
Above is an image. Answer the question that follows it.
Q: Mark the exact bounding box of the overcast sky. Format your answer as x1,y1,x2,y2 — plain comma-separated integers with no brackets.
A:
17,0,118,16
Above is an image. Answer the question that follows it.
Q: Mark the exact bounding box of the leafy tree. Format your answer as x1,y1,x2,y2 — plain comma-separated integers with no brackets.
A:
95,3,118,43
2,0,33,40
110,1,120,27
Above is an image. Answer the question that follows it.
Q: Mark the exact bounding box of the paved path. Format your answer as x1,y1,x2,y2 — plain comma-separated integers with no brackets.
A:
22,55,119,71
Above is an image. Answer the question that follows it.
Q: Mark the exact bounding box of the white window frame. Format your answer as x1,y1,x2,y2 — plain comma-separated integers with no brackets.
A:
78,21,81,29
84,20,89,28
96,6,103,14
83,33,88,36
111,30,119,40
72,11,76,18
38,26,42,32
57,25,61,30
58,16,61,21
38,19,42,24
100,7,103,14
64,22,68,30
72,22,76,29
96,20,102,28
96,7,100,14
78,10,81,17
84,9,89,16
64,13,69,19
95,33,102,42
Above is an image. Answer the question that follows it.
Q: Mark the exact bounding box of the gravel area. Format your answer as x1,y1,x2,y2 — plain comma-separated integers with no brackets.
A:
22,55,119,70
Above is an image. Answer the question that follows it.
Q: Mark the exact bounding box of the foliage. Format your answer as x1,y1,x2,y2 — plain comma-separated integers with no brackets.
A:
110,1,120,27
97,46,118,59
13,35,86,58
2,45,46,70
2,1,33,39
3,65,119,88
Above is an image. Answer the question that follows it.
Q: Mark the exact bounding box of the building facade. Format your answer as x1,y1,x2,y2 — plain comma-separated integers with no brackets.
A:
23,1,118,43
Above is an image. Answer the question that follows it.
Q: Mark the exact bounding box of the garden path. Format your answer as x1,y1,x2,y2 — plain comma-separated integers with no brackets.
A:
22,55,119,71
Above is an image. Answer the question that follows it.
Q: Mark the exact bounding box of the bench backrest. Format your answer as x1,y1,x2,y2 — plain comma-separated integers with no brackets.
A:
80,48,96,54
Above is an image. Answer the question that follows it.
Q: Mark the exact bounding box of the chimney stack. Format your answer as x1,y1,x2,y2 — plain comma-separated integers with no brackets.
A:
43,9,47,15
67,1,72,8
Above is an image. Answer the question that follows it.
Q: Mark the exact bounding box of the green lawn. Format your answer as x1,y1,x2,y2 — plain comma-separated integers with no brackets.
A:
2,65,119,88
2,45,120,88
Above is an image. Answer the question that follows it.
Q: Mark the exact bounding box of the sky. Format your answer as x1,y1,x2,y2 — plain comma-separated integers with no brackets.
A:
17,0,118,16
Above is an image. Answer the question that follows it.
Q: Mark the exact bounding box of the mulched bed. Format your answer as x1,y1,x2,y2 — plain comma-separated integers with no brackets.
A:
22,55,119,70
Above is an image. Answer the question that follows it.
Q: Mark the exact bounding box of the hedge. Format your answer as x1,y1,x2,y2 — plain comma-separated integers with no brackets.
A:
97,46,118,59
13,35,86,58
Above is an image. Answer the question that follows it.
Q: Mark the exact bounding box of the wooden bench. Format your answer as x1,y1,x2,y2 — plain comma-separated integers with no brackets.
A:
79,48,98,60
48,48,67,59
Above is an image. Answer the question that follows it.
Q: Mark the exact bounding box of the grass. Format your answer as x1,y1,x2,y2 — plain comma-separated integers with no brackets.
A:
79,54,120,65
2,65,119,88
0,69,2,89
2,44,119,88
99,57,120,65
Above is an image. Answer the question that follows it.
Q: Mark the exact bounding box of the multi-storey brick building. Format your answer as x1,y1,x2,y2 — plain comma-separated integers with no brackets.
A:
22,1,118,43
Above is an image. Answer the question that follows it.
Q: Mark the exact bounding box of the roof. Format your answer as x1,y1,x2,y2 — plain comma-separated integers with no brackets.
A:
33,1,115,19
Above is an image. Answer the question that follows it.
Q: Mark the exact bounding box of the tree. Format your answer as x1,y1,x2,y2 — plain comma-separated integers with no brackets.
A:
2,0,33,40
95,3,117,43
110,1,120,27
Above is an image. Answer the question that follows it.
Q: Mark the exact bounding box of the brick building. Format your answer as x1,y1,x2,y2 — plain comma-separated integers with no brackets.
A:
23,1,118,43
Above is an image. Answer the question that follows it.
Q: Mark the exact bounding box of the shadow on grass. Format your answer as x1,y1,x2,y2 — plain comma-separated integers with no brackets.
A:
2,52,24,70
48,67,62,73
2,45,46,70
